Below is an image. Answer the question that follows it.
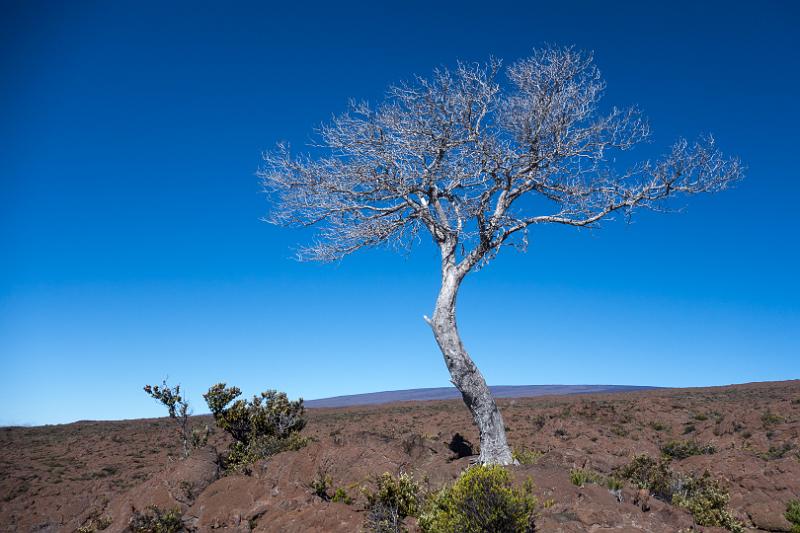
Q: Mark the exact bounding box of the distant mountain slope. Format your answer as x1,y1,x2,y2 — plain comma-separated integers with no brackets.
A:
305,384,658,408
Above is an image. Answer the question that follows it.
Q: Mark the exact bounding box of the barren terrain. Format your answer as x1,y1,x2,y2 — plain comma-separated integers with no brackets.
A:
1,380,799,532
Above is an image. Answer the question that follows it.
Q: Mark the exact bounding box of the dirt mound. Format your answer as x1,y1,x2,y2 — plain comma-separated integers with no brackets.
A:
1,380,798,532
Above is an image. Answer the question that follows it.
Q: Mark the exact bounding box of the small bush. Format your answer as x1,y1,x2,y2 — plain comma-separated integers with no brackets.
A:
617,455,675,500
129,506,184,533
419,465,536,533
661,440,715,460
310,471,333,500
203,383,307,471
512,447,542,465
144,380,208,458
363,472,421,532
672,472,744,532
761,411,784,428
77,515,112,533
786,500,800,533
569,468,599,487
758,442,794,461
568,468,622,495
367,472,422,518
618,456,743,532
332,487,353,505
610,425,628,437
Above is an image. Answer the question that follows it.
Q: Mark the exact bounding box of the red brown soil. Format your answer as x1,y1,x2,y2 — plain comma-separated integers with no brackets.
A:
1,380,799,532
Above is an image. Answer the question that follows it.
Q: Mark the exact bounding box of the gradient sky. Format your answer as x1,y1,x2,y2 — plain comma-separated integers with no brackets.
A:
1,1,798,426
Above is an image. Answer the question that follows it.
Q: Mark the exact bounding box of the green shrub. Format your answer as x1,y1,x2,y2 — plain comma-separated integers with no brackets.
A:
672,472,744,532
786,500,800,533
368,472,422,517
129,506,184,533
332,487,353,505
758,442,794,461
144,380,209,458
618,456,743,532
761,411,784,428
512,447,543,465
617,455,675,500
363,472,421,532
310,470,333,500
203,383,307,471
605,476,624,491
661,440,716,460
569,468,600,487
568,468,622,494
419,465,536,533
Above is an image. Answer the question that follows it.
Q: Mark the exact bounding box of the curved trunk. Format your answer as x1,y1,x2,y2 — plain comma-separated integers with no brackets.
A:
429,270,515,465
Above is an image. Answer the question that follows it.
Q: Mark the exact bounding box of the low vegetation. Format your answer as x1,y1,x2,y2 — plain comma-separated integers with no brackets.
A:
672,472,744,532
76,515,112,533
143,380,209,457
660,439,716,459
363,472,422,532
569,468,623,494
569,468,599,487
761,411,784,428
617,454,743,532
786,499,800,533
419,465,537,533
511,447,543,465
128,506,184,533
203,383,308,472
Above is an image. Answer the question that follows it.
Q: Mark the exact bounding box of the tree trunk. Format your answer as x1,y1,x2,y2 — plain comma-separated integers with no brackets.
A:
428,269,515,465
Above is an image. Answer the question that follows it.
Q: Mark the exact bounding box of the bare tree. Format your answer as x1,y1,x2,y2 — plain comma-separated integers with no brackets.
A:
259,46,743,465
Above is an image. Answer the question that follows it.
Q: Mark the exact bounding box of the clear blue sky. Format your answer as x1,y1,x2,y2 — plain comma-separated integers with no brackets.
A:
1,1,798,426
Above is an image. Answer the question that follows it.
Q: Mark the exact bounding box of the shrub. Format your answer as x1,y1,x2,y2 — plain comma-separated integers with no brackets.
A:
332,487,353,505
661,440,716,460
77,515,112,533
365,472,422,518
569,468,599,487
310,470,333,501
203,383,307,471
758,442,794,460
617,455,675,500
144,380,209,458
672,472,744,532
761,411,784,428
618,456,743,532
512,447,543,465
363,472,421,532
129,506,184,533
419,465,536,533
605,476,624,491
786,500,800,533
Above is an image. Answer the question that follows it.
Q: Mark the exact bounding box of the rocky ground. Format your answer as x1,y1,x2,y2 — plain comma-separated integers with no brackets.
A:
1,380,799,532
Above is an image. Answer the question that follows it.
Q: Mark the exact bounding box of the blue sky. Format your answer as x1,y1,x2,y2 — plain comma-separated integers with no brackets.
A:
1,0,798,426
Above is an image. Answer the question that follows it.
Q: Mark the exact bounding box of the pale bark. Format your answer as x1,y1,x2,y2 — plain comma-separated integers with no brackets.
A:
426,249,515,465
